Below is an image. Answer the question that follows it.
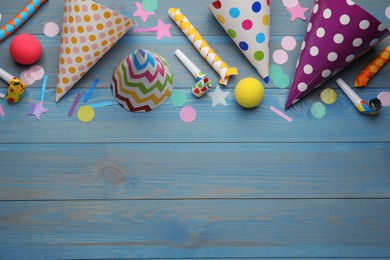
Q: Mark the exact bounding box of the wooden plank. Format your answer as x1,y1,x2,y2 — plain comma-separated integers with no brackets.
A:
0,199,390,259
0,88,389,143
0,143,389,200
2,0,389,37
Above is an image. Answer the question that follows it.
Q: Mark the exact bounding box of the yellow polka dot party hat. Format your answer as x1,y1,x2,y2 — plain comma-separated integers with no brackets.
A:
55,0,135,102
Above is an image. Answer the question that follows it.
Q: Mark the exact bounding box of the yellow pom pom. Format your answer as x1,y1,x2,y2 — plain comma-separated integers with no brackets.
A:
234,77,264,108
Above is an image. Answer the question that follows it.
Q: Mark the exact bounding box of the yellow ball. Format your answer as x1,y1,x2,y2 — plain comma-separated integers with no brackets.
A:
234,77,264,108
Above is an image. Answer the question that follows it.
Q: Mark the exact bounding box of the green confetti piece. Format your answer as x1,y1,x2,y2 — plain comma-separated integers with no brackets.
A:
142,0,158,12
311,102,327,119
170,91,187,107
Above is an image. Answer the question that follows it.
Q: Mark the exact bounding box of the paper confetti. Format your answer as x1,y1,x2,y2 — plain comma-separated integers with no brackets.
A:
269,64,290,88
83,79,99,102
273,49,288,64
281,36,297,51
43,22,59,37
320,88,337,104
180,106,196,123
311,102,327,119
142,0,158,12
378,91,390,106
20,70,35,86
207,85,230,107
78,105,95,123
269,106,293,122
0,105,5,117
29,65,45,81
386,6,390,19
133,19,171,40
68,92,82,117
133,2,155,22
287,1,309,21
170,91,187,107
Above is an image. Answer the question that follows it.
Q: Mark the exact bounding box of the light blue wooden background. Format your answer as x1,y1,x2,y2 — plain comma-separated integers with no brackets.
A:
0,0,390,259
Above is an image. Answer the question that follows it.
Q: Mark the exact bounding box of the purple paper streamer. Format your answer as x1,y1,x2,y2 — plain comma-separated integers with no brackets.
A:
68,92,82,117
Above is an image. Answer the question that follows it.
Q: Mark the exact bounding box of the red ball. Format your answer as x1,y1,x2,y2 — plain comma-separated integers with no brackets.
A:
9,34,42,65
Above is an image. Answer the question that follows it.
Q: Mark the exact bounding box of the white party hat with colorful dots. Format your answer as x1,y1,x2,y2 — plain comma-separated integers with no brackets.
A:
285,0,389,109
55,0,135,102
209,0,270,83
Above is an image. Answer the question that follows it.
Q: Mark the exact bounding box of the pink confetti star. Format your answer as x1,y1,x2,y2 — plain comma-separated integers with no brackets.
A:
287,2,309,21
27,101,48,120
133,19,172,40
133,2,155,22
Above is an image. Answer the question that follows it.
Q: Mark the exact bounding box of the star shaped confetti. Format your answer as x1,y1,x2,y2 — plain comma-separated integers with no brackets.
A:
26,74,49,121
287,2,309,21
27,101,48,120
207,85,230,107
133,19,172,40
133,2,155,22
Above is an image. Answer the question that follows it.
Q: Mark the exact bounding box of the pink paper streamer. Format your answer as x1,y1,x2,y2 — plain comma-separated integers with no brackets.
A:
68,92,82,117
0,105,5,117
269,106,293,122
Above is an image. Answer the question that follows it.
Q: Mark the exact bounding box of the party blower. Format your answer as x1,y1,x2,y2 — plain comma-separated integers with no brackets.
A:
0,67,27,103
336,78,381,116
175,49,212,97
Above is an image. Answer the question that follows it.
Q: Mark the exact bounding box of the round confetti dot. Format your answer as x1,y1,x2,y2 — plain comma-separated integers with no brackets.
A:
327,52,338,61
311,102,327,119
340,14,350,25
239,41,249,51
273,49,288,64
229,7,240,18
228,29,236,38
78,106,95,123
303,64,313,74
242,19,253,30
142,0,158,12
29,65,45,80
270,64,291,89
282,0,298,8
320,88,337,104
310,46,319,56
180,106,196,123
333,33,344,44
43,22,59,37
252,2,262,13
256,33,265,44
281,36,296,51
377,91,390,106
170,91,187,107
254,51,264,61
297,82,307,92
386,6,390,19
20,70,35,85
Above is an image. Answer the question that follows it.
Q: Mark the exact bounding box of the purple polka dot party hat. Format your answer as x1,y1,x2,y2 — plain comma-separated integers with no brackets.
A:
285,0,389,109
209,0,271,83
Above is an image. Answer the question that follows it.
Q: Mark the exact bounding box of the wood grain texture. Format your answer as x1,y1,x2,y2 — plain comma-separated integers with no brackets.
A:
0,143,390,200
0,0,390,259
1,200,390,259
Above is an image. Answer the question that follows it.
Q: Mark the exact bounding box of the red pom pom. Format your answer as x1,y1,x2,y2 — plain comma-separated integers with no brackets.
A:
9,34,42,65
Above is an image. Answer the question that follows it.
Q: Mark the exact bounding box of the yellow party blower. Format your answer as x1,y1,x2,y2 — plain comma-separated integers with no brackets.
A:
168,8,238,85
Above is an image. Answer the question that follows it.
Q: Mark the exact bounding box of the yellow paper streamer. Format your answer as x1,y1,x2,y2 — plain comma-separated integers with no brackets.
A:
168,8,238,85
